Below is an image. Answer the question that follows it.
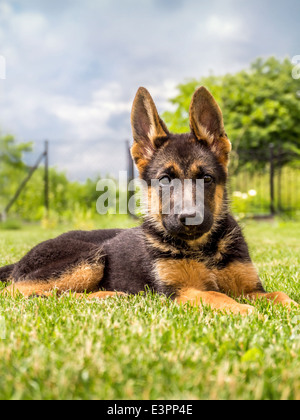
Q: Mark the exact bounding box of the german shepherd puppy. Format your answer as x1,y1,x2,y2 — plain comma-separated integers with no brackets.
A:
0,87,297,314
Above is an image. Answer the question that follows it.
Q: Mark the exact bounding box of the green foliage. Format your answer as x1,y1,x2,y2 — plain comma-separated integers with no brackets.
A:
0,134,33,213
163,57,300,166
0,134,120,223
11,166,98,222
0,219,22,231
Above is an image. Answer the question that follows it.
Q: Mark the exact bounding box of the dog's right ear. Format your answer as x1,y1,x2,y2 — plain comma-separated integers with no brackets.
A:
189,86,231,168
131,87,169,174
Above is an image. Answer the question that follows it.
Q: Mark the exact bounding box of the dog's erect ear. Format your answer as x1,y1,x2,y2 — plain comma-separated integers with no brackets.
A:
189,86,225,141
189,86,231,167
131,87,169,173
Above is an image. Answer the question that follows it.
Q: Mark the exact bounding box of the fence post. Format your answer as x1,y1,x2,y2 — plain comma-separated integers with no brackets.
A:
4,150,46,216
277,146,282,212
269,143,275,216
44,140,49,216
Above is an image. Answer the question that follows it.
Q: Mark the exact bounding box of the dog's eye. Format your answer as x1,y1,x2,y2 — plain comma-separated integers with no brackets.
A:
159,176,171,186
203,175,213,184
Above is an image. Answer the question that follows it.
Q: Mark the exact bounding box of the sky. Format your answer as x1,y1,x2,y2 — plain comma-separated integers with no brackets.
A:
0,0,299,180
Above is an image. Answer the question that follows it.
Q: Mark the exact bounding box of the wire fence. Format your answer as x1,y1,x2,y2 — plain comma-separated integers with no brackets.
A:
229,145,300,218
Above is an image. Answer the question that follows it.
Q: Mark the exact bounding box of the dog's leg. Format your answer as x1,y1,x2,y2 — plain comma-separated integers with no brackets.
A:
1,281,66,298
176,289,255,315
2,283,126,300
154,258,254,314
1,256,105,298
213,261,298,309
245,291,298,309
1,261,105,298
1,237,106,298
66,291,127,300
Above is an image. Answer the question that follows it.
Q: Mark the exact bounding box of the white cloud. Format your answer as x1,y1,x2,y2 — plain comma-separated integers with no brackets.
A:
49,83,132,140
0,2,13,20
206,15,242,38
141,79,178,112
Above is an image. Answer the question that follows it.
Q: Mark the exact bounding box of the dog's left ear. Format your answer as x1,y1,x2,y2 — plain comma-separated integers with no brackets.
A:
131,87,169,174
189,86,231,167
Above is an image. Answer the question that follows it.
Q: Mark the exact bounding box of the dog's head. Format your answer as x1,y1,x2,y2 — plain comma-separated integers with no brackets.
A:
131,87,231,242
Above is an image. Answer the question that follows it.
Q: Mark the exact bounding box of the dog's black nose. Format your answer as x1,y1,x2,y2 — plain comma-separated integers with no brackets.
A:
178,211,198,226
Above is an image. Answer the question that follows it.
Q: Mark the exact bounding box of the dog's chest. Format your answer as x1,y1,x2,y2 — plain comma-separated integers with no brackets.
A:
154,258,219,292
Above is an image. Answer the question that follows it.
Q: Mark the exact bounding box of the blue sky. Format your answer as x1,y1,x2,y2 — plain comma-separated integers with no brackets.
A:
0,0,299,180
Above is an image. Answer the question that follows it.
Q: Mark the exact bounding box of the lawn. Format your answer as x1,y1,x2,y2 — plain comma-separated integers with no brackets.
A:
0,217,300,400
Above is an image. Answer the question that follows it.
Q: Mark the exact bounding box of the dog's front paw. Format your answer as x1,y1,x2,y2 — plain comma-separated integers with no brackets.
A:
225,303,256,316
266,292,298,310
279,296,298,310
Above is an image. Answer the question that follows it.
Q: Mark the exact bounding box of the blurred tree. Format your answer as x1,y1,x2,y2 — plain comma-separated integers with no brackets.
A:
0,134,32,211
0,133,114,222
163,57,300,168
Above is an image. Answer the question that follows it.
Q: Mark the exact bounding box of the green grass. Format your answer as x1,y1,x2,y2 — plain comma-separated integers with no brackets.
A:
0,218,300,400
